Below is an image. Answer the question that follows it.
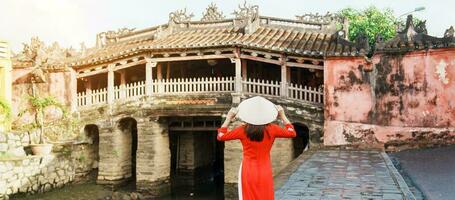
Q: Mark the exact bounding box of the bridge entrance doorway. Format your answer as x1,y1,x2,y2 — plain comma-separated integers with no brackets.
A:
83,124,100,179
167,117,224,199
292,123,310,158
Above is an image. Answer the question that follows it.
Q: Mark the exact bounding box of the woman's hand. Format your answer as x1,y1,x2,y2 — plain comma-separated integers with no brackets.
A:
275,105,291,124
275,105,285,118
222,107,238,128
226,107,238,120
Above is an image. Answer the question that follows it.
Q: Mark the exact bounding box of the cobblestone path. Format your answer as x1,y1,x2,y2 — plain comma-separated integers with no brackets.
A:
275,150,414,200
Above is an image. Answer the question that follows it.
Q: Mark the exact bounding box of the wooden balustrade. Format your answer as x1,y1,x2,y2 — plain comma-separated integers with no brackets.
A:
77,92,87,107
243,78,281,96
161,77,235,94
91,88,107,105
76,77,323,107
288,83,323,104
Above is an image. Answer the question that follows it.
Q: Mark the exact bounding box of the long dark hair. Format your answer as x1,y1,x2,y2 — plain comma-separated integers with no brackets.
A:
244,124,267,142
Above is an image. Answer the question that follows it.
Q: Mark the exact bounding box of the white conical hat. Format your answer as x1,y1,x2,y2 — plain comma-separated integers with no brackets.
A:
237,96,278,125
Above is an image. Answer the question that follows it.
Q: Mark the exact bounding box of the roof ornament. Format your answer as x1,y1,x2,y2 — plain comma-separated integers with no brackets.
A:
232,1,259,20
444,26,454,38
14,37,75,71
415,20,428,34
295,12,335,24
169,8,194,23
402,15,418,40
354,33,370,53
201,3,225,22
96,27,135,47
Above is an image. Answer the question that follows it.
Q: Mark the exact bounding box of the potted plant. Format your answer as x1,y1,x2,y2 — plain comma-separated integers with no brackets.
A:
18,95,67,155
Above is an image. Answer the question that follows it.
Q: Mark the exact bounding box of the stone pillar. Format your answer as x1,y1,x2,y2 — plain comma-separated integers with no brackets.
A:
97,120,121,184
136,117,171,198
145,59,156,96
107,64,115,104
85,78,92,106
97,119,135,185
280,55,288,97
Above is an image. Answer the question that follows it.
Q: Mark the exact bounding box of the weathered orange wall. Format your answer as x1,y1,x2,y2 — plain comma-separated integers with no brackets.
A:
11,67,76,123
324,49,455,148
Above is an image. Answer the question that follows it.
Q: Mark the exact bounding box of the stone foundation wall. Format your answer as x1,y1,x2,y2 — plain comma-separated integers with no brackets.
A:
270,139,294,175
0,154,75,200
0,131,99,200
0,132,30,157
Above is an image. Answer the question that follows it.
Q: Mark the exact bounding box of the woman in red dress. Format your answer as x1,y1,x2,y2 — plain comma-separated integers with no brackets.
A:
217,97,296,200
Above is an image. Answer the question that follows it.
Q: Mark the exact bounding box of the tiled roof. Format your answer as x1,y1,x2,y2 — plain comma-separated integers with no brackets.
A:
68,6,348,67
71,25,339,67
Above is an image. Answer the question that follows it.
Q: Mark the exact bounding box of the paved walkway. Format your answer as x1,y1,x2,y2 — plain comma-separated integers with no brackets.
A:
275,150,414,200
390,145,455,200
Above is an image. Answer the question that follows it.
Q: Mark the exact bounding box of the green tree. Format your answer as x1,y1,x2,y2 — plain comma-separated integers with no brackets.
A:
338,7,398,46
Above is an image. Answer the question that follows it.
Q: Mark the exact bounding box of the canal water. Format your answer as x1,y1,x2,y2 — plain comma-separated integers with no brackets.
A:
12,179,226,200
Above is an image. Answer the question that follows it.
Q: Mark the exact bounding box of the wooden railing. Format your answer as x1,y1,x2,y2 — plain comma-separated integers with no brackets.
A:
243,78,281,96
288,83,323,104
114,81,146,100
77,77,323,107
160,77,235,94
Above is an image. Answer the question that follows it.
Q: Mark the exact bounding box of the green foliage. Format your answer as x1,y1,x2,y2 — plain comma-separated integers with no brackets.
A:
18,95,72,143
338,7,397,46
0,98,12,126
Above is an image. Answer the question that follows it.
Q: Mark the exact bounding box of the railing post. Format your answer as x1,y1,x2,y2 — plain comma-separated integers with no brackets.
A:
145,58,156,96
280,55,288,97
107,64,115,104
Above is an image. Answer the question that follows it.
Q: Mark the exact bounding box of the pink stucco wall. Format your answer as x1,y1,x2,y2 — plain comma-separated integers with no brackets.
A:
324,49,455,147
11,67,76,124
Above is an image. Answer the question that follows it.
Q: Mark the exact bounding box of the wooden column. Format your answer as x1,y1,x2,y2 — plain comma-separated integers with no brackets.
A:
280,55,288,97
69,68,78,111
145,59,156,96
157,63,163,80
157,63,164,93
107,64,115,104
286,67,291,84
85,78,92,106
234,58,242,92
241,60,247,81
166,62,171,79
119,70,126,98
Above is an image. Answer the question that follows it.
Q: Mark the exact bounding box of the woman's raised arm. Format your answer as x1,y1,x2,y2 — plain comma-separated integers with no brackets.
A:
272,105,296,138
217,108,244,141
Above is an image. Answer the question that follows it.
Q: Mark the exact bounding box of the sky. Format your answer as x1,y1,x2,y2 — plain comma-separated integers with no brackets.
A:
0,0,454,52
